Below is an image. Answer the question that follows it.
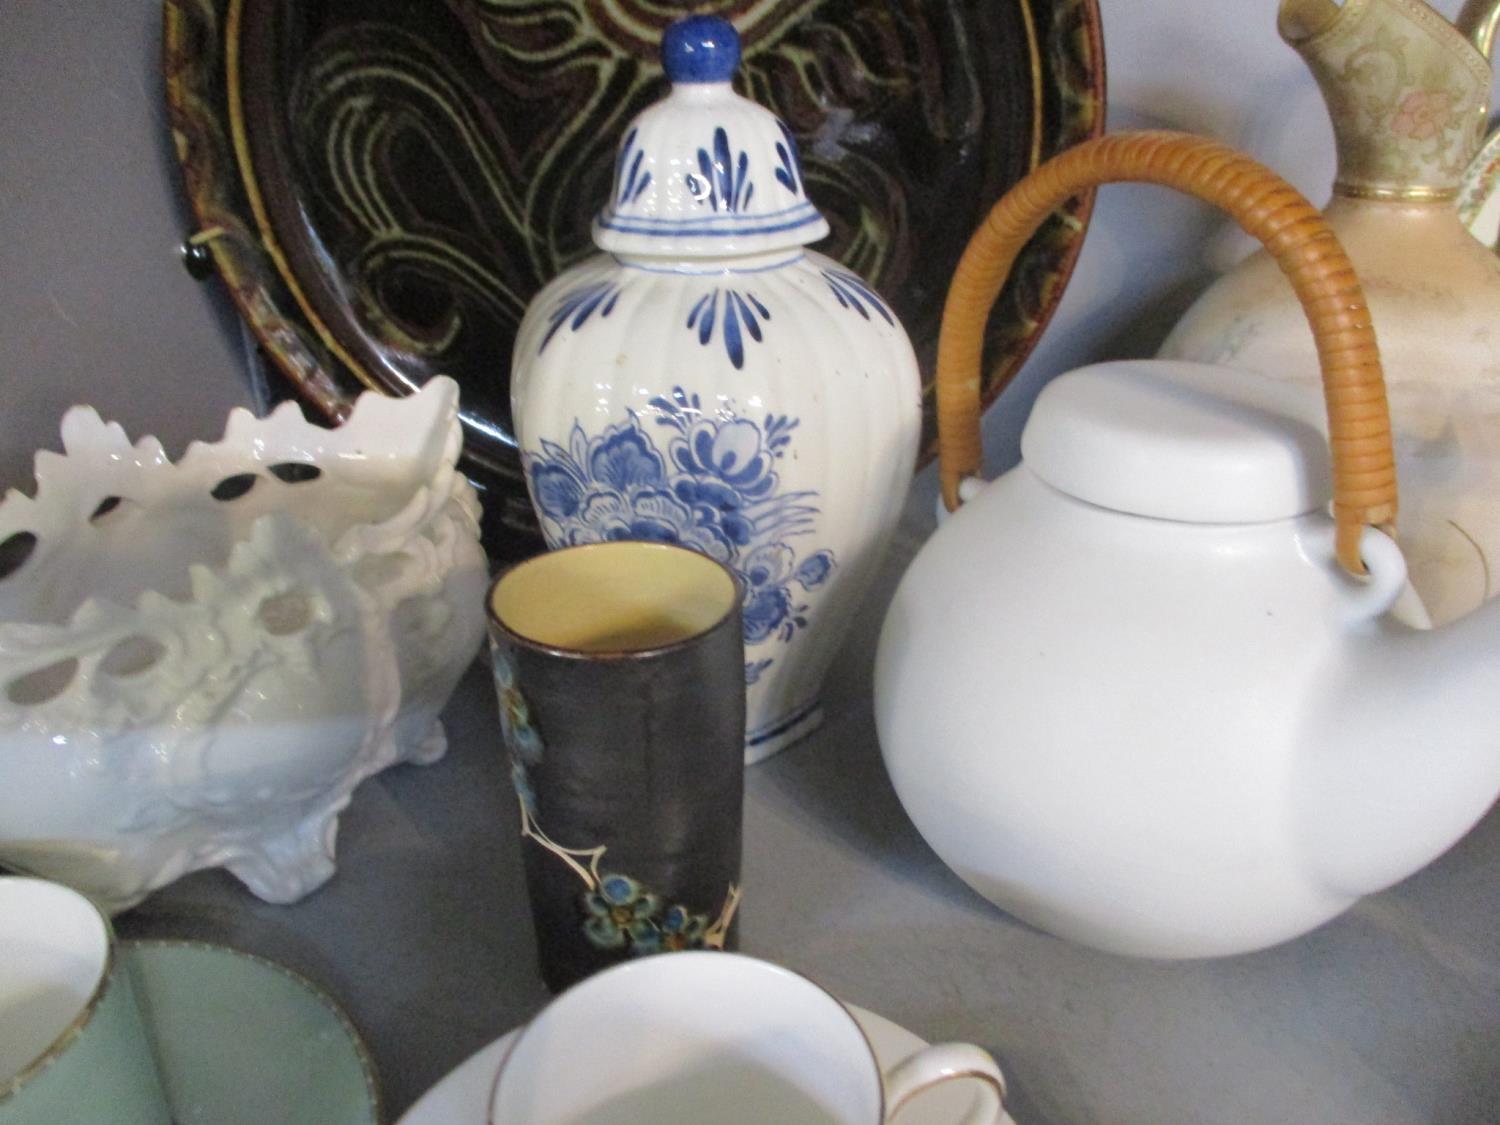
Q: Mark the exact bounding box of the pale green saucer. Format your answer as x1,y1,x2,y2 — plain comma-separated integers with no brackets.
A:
123,940,381,1125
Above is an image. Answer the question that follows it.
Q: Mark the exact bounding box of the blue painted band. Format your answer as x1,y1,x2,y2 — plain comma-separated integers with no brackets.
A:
747,698,822,747
601,200,818,226
613,252,803,275
597,212,826,239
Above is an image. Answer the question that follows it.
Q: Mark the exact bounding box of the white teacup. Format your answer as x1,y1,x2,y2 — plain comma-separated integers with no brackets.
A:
489,951,1006,1125
0,877,170,1123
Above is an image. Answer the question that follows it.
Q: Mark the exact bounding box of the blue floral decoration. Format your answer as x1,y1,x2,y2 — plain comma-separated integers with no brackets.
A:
492,646,544,818
539,278,771,370
686,288,770,370
490,646,742,958
744,658,773,686
538,280,622,353
616,127,652,204
524,386,836,681
653,904,711,952
583,874,662,950
773,121,804,195
582,875,713,955
684,127,753,213
821,268,895,326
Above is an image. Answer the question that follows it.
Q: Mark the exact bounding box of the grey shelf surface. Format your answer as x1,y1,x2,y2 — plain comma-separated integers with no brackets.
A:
119,510,1500,1124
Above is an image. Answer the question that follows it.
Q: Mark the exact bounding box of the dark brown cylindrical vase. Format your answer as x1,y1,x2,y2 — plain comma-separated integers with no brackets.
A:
486,542,746,992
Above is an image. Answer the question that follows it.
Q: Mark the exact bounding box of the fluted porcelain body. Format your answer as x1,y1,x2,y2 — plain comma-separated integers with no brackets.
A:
511,16,920,759
514,248,919,759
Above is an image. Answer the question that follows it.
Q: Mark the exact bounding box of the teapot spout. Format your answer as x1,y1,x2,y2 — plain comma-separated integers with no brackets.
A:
1296,596,1500,900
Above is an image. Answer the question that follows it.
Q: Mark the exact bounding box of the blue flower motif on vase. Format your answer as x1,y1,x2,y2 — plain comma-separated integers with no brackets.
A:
684,127,753,213
524,386,836,682
773,121,804,195
539,278,770,370
686,288,770,370
821,268,895,326
538,280,622,353
744,658,774,686
615,127,652,205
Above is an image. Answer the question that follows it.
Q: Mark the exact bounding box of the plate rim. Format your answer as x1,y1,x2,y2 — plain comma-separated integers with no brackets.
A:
123,937,384,1124
162,0,1106,473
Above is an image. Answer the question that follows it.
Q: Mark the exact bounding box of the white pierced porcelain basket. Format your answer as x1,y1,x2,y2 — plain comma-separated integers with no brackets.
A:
0,377,487,912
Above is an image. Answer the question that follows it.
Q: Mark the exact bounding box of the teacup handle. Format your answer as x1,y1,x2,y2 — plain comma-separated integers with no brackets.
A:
883,1042,1007,1124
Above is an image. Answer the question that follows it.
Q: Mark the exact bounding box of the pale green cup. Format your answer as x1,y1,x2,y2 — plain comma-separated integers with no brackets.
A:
0,877,170,1124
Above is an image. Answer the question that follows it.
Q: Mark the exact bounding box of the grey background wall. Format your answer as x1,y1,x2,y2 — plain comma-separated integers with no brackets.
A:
0,1,251,491
0,1,1490,494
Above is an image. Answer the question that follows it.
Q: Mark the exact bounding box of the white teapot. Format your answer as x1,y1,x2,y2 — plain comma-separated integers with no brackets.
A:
875,132,1500,959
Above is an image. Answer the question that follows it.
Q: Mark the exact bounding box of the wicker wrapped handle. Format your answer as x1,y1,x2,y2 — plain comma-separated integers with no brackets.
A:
937,131,1396,575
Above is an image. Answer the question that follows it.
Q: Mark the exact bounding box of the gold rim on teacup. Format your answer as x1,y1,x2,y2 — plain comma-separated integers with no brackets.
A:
119,939,386,1123
484,951,1006,1124
0,878,117,1106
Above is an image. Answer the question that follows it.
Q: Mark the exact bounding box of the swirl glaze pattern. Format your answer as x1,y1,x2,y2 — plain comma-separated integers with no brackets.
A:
166,0,1104,546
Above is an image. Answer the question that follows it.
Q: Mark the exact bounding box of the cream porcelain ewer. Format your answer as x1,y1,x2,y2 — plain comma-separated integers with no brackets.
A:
876,133,1500,959
1162,0,1500,627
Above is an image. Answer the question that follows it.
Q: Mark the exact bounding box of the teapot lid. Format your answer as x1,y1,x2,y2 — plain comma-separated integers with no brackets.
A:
592,16,831,258
1020,360,1333,523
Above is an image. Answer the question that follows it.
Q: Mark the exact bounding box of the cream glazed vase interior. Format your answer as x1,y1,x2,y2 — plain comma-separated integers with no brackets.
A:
510,16,921,761
0,377,487,911
1161,0,1500,627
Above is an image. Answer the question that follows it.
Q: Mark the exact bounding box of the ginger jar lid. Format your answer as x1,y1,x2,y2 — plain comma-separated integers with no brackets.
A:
1020,360,1333,523
591,15,831,258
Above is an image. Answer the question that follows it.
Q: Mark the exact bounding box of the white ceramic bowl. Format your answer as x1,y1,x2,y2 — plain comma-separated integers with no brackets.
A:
0,378,487,910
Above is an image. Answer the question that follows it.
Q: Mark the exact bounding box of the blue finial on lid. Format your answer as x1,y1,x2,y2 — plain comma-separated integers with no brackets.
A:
593,12,829,255
662,15,740,84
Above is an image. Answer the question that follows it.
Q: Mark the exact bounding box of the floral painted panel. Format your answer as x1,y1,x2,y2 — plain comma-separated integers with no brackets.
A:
1297,0,1491,191
490,644,741,955
538,280,770,370
525,387,835,683
685,127,756,213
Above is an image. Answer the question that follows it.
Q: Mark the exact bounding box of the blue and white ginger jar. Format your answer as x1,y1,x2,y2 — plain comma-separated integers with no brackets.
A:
511,15,921,761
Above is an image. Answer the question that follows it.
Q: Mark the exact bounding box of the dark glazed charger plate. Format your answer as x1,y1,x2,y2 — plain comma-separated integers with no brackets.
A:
164,0,1104,558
